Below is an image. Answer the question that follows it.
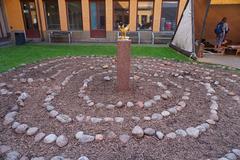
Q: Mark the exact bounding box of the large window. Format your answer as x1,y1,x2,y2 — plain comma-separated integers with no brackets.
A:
113,0,129,30
45,0,60,30
67,0,83,30
160,0,179,32
137,1,154,31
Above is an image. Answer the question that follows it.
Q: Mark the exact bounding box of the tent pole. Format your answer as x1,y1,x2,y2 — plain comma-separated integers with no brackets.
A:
191,0,196,58
200,0,211,42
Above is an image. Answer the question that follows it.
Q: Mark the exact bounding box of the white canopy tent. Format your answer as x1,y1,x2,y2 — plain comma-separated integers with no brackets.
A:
170,0,211,59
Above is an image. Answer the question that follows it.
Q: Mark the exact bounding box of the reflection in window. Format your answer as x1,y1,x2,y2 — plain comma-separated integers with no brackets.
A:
67,0,83,30
160,1,179,32
137,1,153,31
45,0,60,30
113,0,129,30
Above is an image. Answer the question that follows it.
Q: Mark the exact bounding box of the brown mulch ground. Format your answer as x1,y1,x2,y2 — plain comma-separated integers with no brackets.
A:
0,57,240,160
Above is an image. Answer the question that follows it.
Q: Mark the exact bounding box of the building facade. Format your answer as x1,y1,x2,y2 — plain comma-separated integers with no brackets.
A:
1,0,239,43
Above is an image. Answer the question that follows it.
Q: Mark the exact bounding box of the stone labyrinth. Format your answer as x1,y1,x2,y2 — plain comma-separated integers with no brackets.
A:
0,56,240,160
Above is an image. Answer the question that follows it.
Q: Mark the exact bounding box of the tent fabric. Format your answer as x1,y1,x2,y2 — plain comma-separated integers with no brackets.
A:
170,0,195,56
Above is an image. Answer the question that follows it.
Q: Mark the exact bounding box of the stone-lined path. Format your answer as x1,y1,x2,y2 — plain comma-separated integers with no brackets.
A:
0,56,240,160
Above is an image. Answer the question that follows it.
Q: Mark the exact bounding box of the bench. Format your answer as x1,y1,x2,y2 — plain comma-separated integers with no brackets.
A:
117,31,140,44
49,31,72,44
151,32,174,44
227,45,240,55
221,45,240,56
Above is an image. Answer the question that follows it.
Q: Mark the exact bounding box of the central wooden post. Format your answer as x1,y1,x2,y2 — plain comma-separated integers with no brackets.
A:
116,39,131,92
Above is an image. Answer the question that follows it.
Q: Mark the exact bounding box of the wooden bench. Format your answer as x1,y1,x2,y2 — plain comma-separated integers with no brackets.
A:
227,45,240,55
49,31,72,44
151,32,174,44
117,31,140,44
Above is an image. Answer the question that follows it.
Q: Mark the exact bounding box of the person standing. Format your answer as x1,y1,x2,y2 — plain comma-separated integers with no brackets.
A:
214,17,229,52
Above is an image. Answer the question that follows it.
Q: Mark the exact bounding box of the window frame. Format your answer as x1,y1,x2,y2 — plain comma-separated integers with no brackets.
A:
112,0,130,31
160,0,179,32
44,0,61,30
136,0,155,31
66,0,83,31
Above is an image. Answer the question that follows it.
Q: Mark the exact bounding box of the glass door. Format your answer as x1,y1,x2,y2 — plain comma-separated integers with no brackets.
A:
90,0,106,38
21,0,40,38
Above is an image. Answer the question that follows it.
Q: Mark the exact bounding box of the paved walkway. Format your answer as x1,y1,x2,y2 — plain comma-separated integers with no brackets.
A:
198,52,240,69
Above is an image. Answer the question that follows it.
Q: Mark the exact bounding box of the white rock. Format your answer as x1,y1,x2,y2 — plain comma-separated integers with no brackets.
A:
182,96,189,100
91,117,102,123
167,107,177,114
156,131,164,140
201,123,210,130
3,117,14,126
31,157,45,160
103,117,114,122
75,131,84,139
46,105,55,111
0,89,9,95
206,119,216,125
0,145,11,154
115,117,124,123
27,78,33,83
232,149,240,156
186,127,200,138
20,155,29,160
225,153,237,160
5,151,21,160
151,113,163,120
127,102,134,107
144,128,155,136
106,104,115,109
26,127,39,136
15,124,28,134
78,156,89,160
0,82,6,87
5,111,18,119
210,102,218,110
166,132,177,139
210,113,219,121
119,134,130,143
79,134,95,143
144,101,153,108
153,95,161,101
161,110,170,117
165,90,173,98
50,156,64,160
131,116,140,122
34,132,46,142
161,93,168,100
43,134,57,144
132,126,144,138
56,114,72,123
175,129,187,137
12,122,20,129
143,116,151,121
116,101,123,107
103,76,111,81
232,96,240,101
87,102,94,107
95,103,104,108
95,134,104,141
56,135,68,147
49,110,59,118
76,114,85,122
178,101,186,107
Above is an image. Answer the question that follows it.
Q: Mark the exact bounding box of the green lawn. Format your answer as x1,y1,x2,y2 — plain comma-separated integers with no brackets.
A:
0,43,190,73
